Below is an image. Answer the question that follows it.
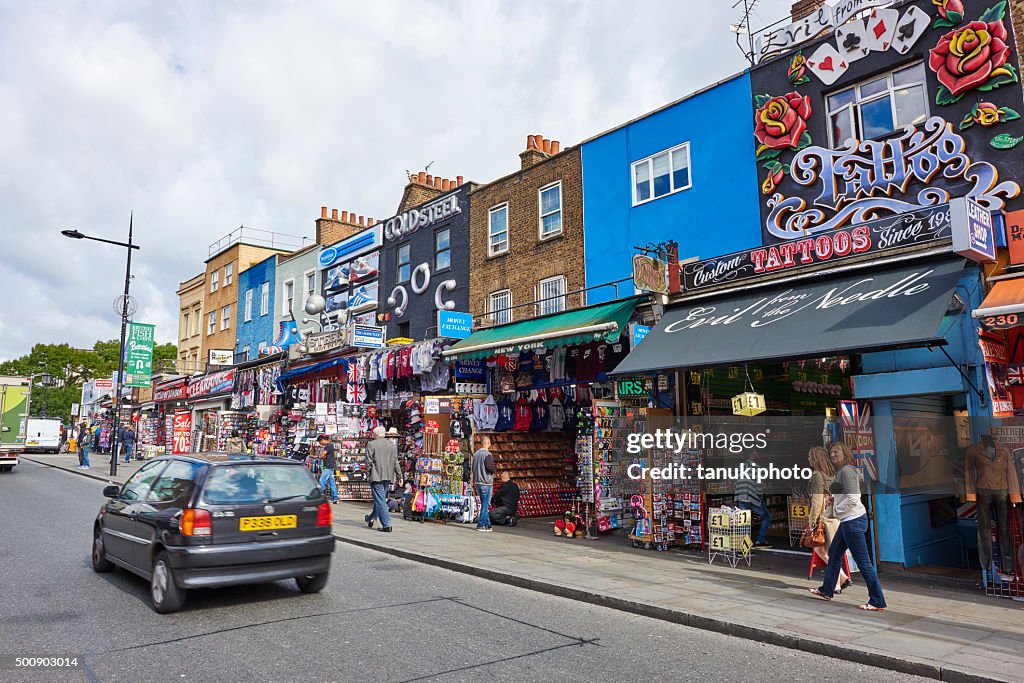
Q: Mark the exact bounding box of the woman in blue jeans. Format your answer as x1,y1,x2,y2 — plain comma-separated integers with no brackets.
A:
808,442,887,611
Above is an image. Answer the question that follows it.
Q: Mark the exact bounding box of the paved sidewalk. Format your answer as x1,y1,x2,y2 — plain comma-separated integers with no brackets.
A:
22,452,145,484
26,456,1024,681
329,503,1024,683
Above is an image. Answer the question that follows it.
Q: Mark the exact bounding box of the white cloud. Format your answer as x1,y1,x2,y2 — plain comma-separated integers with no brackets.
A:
0,0,790,361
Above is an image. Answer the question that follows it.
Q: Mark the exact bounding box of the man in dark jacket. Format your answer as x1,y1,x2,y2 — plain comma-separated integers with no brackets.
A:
119,425,136,464
471,435,496,531
490,471,520,527
364,425,402,532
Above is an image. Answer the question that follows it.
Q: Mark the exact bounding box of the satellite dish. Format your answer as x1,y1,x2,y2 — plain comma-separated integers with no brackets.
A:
304,295,326,315
113,295,138,317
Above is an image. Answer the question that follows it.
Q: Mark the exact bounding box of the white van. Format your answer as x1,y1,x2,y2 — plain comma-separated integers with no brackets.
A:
25,418,62,453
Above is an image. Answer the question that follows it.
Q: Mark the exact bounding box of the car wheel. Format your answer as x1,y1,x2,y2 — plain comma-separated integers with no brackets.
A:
92,528,114,572
150,551,186,613
295,572,329,594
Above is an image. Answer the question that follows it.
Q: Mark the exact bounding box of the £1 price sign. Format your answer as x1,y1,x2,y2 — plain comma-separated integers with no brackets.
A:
172,413,192,454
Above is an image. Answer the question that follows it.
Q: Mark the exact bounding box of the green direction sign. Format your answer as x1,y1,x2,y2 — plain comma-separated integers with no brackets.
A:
125,322,155,388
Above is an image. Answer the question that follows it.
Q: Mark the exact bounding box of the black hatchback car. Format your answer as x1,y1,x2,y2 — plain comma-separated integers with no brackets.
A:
92,454,336,613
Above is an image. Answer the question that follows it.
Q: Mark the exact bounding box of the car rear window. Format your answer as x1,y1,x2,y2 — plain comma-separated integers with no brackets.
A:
201,464,321,505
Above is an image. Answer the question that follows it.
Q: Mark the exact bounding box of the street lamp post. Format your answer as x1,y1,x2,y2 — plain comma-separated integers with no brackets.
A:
40,371,51,418
62,214,140,477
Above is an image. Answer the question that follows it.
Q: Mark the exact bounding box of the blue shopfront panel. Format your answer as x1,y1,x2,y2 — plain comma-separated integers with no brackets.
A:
236,256,277,360
581,73,762,303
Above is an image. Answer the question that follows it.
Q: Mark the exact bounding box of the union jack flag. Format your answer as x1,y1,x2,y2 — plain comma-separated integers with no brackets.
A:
839,400,879,482
1008,363,1024,385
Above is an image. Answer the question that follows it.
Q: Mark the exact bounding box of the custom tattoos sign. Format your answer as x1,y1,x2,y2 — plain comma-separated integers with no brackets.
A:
750,0,1024,245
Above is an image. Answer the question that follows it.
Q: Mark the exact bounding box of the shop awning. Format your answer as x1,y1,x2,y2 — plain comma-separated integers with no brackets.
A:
973,276,1024,329
443,297,641,360
611,258,965,375
275,356,349,391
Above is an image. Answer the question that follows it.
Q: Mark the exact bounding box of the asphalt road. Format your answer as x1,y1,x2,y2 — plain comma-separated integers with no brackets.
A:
0,460,927,683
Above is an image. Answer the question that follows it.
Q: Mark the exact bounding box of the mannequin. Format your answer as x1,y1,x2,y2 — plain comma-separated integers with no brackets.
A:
965,435,1022,579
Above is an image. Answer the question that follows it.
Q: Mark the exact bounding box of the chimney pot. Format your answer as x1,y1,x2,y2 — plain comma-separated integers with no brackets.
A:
340,211,348,221
526,136,536,150
330,209,337,220
441,179,450,191
542,138,552,154
456,175,464,186
368,216,374,226
418,171,427,183
432,176,441,188
321,206,328,218
359,215,365,225
551,140,561,154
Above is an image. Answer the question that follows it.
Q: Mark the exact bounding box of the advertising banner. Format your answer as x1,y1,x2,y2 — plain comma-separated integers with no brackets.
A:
351,324,385,349
979,333,1014,417
124,323,155,388
171,412,192,454
153,379,187,403
186,369,235,399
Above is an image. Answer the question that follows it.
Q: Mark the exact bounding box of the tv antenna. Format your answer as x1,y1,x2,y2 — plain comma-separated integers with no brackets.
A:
731,0,760,65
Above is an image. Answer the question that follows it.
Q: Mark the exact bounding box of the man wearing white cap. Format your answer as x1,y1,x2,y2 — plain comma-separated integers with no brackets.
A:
364,425,402,532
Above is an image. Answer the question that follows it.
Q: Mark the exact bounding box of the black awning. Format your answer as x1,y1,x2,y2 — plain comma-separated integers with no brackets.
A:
611,258,965,374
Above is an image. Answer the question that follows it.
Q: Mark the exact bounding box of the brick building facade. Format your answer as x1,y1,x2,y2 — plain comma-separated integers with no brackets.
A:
468,136,585,325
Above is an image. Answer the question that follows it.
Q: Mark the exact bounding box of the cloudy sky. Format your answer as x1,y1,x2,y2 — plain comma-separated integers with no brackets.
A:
0,0,790,361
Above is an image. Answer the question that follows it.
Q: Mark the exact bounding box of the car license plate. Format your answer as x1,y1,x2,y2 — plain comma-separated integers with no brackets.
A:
239,515,297,531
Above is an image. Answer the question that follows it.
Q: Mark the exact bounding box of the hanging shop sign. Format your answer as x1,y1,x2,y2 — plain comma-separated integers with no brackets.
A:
632,254,668,294
682,204,952,291
186,369,235,399
171,412,192,454
437,311,473,339
382,193,461,241
305,329,347,355
752,0,896,64
616,377,648,399
208,349,234,366
319,225,383,269
979,333,1014,417
454,359,486,381
124,322,155,388
631,323,651,348
153,379,187,403
951,197,996,262
731,391,766,417
352,324,385,349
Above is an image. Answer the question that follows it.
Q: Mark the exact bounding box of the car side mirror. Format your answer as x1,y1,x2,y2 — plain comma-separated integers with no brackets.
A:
103,485,121,498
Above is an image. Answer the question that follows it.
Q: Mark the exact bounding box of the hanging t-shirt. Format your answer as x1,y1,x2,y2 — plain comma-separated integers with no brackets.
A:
565,347,580,380
575,343,598,382
530,397,550,431
495,399,515,432
513,396,532,432
604,340,630,373
532,351,547,384
549,397,565,431
548,347,566,382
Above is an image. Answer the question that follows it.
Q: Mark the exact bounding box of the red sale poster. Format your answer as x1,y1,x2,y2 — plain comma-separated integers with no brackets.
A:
172,412,192,454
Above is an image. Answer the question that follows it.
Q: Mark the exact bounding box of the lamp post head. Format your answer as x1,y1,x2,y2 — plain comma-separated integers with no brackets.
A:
304,295,326,316
61,229,85,239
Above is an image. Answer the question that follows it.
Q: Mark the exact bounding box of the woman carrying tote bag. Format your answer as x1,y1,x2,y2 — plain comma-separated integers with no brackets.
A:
804,446,849,593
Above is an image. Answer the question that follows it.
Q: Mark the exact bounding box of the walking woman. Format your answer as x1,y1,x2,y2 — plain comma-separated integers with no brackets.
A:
806,446,848,593
808,442,887,611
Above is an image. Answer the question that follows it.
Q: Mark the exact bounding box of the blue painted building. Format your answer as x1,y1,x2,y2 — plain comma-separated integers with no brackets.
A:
235,254,277,361
580,72,762,303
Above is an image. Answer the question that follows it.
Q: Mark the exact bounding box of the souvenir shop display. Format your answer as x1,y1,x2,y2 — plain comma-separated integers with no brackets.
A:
194,411,219,452
708,507,753,569
485,431,576,517
216,411,255,451
629,492,672,551
232,362,283,411
593,400,627,532
136,414,160,447
576,434,594,503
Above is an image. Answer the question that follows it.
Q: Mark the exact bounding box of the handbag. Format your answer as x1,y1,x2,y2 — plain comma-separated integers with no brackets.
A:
800,494,830,549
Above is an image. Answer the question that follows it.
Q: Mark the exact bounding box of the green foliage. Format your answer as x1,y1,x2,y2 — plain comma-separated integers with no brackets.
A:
0,338,178,424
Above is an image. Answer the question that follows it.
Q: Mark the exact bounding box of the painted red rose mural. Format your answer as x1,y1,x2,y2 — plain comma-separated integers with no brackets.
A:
932,0,965,28
928,1,1018,105
754,92,813,195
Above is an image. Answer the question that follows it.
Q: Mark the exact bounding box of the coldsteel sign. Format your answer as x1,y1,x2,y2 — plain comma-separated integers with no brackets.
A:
382,194,461,241
683,204,952,290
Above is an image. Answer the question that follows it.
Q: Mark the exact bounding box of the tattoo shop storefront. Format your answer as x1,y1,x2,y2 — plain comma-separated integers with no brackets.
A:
612,203,999,575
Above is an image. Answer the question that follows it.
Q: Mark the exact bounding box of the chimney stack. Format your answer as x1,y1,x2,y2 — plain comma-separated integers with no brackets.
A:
520,134,561,170
791,0,827,22
397,169,465,211
315,205,375,246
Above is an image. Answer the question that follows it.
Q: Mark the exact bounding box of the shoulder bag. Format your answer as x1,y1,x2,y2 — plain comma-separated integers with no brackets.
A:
800,493,829,548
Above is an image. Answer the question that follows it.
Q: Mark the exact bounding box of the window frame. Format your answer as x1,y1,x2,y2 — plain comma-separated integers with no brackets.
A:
243,289,253,322
631,142,692,206
145,459,203,503
207,312,216,336
396,244,411,284
224,262,233,286
825,62,929,147
260,282,269,317
488,203,509,256
303,269,316,300
210,270,219,293
536,275,567,316
434,228,452,272
282,279,295,316
488,289,513,325
221,305,231,331
538,181,563,240
182,311,190,339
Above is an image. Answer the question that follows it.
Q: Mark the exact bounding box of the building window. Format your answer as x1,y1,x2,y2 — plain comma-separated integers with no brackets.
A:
283,279,294,316
182,312,190,340
224,263,233,286
489,290,512,325
539,182,563,239
244,289,253,322
632,142,691,205
207,312,216,336
827,62,928,146
488,203,509,256
210,270,219,293
397,322,410,338
397,244,411,283
260,282,269,316
193,307,201,335
435,228,451,271
221,305,231,330
536,275,567,316
304,270,316,299
242,345,250,360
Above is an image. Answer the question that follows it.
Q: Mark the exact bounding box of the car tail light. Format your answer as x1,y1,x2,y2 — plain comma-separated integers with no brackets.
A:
316,502,332,527
182,508,212,537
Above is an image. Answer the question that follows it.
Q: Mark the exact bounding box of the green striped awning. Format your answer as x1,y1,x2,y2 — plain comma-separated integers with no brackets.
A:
442,298,640,360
